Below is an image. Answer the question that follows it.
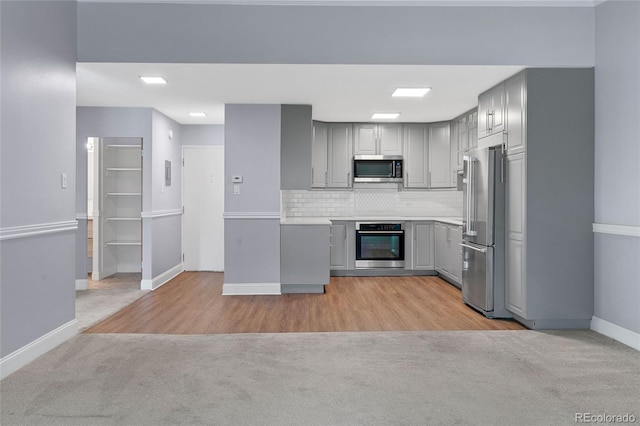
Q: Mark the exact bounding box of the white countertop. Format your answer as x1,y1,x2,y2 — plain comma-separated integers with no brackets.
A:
281,216,463,226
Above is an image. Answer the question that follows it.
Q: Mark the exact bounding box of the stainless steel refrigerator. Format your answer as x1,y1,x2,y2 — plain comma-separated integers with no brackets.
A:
461,145,511,318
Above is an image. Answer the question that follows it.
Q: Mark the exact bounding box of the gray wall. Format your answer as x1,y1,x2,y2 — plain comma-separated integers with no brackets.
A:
76,107,153,280
593,0,640,334
0,0,77,357
224,104,281,214
77,3,594,66
224,105,281,285
151,110,182,212
150,110,183,278
181,125,225,146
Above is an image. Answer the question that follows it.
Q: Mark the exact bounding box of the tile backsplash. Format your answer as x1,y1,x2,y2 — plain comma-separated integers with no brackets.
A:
282,184,462,218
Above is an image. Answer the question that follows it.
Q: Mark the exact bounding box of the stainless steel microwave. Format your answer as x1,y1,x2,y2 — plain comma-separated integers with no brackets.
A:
353,155,403,183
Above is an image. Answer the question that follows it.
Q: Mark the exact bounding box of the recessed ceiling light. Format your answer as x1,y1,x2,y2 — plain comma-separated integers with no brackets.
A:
371,113,400,120
189,112,207,117
392,88,431,97
139,76,167,85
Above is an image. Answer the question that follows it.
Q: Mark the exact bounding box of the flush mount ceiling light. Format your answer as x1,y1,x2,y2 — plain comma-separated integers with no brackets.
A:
391,87,431,97
189,112,207,117
139,76,167,85
371,113,400,120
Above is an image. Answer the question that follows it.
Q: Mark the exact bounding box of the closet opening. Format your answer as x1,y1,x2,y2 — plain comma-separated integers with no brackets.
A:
90,137,143,289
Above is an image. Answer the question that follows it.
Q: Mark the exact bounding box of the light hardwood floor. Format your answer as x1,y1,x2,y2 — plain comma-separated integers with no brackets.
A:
84,272,525,334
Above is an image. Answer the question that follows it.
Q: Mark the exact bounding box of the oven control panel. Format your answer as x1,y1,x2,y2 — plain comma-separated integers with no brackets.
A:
357,223,404,231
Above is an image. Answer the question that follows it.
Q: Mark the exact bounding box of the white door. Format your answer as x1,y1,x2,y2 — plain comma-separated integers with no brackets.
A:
183,146,224,271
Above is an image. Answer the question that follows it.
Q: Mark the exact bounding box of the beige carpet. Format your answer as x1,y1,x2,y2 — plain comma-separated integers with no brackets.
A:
1,330,638,425
75,288,149,332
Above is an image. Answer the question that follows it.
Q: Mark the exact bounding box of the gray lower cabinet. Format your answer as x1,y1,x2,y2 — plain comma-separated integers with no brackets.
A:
434,222,462,287
281,224,330,293
412,222,434,269
330,221,349,269
505,152,526,315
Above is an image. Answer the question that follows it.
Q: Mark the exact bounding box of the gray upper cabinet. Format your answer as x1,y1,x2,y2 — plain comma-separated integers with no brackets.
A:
478,82,505,139
353,124,377,155
403,124,429,188
327,123,353,188
428,122,452,188
468,110,478,149
353,124,403,156
505,72,526,156
311,121,328,188
451,108,478,180
281,105,313,190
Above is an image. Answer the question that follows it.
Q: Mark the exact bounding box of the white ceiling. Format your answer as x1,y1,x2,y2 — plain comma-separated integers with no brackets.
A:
76,63,525,125
78,0,603,6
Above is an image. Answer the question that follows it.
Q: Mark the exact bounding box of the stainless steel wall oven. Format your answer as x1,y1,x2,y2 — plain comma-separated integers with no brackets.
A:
355,222,405,268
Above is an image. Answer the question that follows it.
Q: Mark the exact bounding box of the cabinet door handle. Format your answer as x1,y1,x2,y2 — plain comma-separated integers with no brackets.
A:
347,172,351,187
312,166,314,182
325,171,328,186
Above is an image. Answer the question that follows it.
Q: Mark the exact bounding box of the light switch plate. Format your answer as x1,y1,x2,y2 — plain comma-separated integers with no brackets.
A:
233,184,240,195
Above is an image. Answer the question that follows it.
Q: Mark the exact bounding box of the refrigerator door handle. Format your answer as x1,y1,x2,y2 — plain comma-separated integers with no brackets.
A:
463,156,470,237
460,243,487,253
467,156,477,237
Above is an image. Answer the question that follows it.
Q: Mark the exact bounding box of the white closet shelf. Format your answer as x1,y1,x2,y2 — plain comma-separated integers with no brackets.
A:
106,167,142,172
105,217,141,222
105,144,142,149
105,192,142,196
105,241,142,246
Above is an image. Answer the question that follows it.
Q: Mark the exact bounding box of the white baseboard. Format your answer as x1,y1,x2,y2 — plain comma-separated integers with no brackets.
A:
1,319,78,380
222,282,282,295
141,263,184,291
591,316,640,351
75,279,89,291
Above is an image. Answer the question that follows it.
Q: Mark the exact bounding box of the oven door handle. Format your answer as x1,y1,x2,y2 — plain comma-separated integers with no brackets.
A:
356,231,404,235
